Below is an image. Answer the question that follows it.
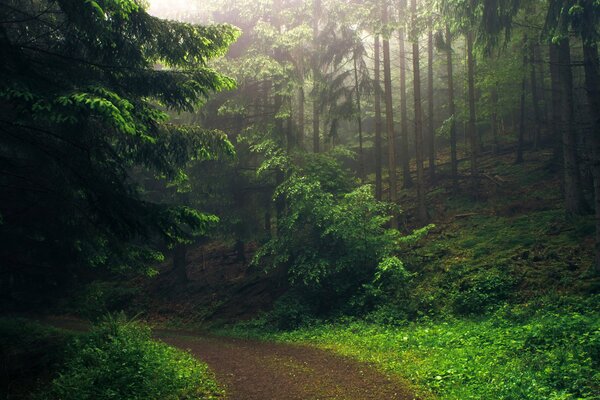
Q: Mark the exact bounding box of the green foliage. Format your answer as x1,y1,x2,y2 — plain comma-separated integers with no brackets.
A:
0,0,238,304
232,296,600,400
256,167,401,314
42,314,223,400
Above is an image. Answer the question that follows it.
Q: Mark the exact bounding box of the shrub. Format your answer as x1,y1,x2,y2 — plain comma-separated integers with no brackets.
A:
41,314,222,400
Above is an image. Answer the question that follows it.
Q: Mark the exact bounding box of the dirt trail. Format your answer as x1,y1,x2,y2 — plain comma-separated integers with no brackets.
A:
158,332,418,400
43,318,417,399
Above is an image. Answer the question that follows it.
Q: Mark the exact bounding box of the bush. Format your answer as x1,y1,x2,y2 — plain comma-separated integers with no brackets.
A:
68,281,142,321
451,267,515,315
267,292,314,330
0,318,74,399
41,314,223,400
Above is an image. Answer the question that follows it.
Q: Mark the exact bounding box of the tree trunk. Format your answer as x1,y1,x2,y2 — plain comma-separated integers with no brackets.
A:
353,49,365,182
398,5,413,188
530,41,542,150
549,43,562,165
558,37,588,214
582,39,600,274
412,0,426,222
427,27,435,183
297,77,305,150
466,31,478,191
382,2,398,228
374,34,383,200
491,86,499,154
446,25,458,189
312,0,321,153
516,46,527,164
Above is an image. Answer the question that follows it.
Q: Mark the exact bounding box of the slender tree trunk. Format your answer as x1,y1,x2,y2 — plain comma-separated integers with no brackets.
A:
466,31,478,190
530,41,543,150
286,103,294,152
491,86,499,154
398,11,412,188
297,67,305,150
427,27,435,183
516,45,527,164
549,44,562,165
558,37,588,214
382,2,398,228
353,50,365,182
581,39,600,273
312,0,321,153
411,0,426,222
374,35,383,201
446,25,458,189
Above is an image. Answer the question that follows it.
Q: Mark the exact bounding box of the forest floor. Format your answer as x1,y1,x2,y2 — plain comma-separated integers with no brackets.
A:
158,331,418,400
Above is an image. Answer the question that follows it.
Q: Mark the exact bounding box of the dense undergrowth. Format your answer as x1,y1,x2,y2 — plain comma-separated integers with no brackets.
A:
0,316,222,400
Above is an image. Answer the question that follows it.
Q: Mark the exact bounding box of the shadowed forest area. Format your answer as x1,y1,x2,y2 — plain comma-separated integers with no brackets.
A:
0,0,599,399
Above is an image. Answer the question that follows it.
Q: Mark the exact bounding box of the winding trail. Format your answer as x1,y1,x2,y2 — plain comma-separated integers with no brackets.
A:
44,318,417,399
158,332,417,400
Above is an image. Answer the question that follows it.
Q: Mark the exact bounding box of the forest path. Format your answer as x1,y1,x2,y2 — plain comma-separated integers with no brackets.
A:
157,330,418,400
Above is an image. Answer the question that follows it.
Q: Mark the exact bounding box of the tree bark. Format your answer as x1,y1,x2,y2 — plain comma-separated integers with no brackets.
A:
581,39,600,274
427,27,435,183
411,0,426,222
549,43,562,165
353,49,365,182
558,38,588,214
382,1,398,228
297,71,305,150
374,34,383,200
312,0,321,153
398,4,413,188
466,31,478,191
491,86,499,154
530,41,543,150
516,45,527,164
446,25,458,190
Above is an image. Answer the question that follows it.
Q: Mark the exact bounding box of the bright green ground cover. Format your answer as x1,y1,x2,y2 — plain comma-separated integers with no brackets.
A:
226,298,599,400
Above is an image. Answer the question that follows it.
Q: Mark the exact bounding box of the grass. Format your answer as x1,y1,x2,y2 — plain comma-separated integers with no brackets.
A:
224,297,600,400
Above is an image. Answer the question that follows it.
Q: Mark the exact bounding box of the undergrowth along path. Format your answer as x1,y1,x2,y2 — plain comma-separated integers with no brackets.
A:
158,331,418,400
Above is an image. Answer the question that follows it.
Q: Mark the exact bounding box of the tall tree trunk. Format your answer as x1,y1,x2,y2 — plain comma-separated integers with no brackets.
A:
411,0,426,222
466,31,478,191
398,3,413,188
382,1,398,228
558,38,588,214
312,0,321,153
374,35,383,201
297,65,305,150
353,49,365,182
516,45,527,164
427,27,435,183
549,43,562,165
446,25,458,189
581,39,600,274
491,86,499,154
530,41,543,150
